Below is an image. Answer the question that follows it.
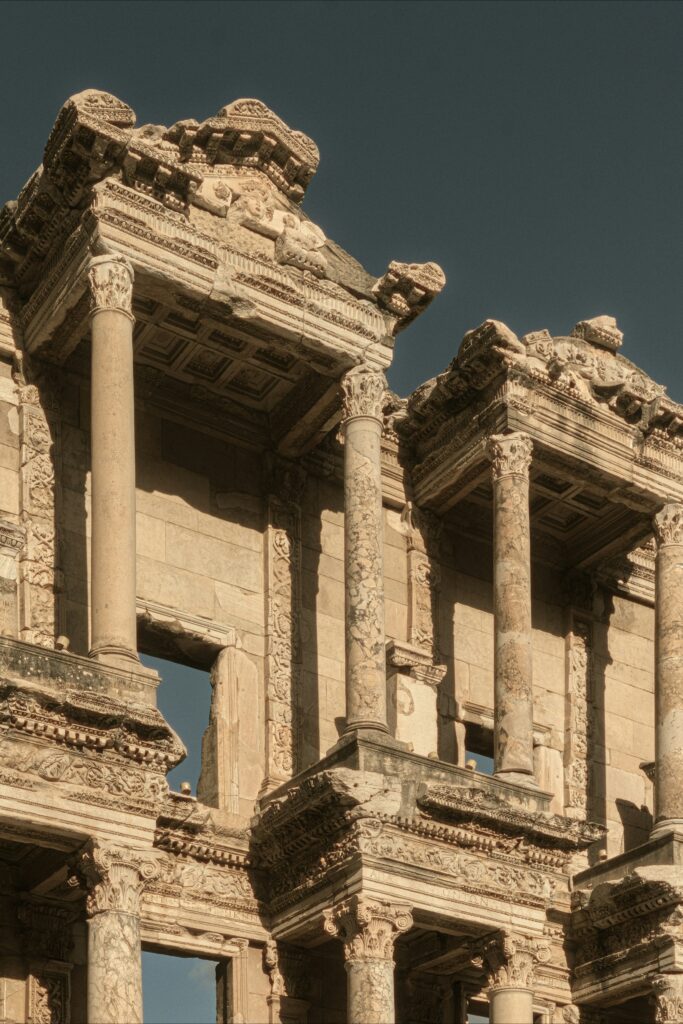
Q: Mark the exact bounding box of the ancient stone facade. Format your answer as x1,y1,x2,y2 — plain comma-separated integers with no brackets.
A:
0,90,679,1022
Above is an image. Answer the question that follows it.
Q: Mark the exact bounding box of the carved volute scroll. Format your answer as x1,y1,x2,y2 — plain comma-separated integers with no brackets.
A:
483,931,551,992
75,840,159,917
487,432,533,479
653,503,683,547
323,896,413,963
340,366,387,424
652,974,683,1023
88,254,134,319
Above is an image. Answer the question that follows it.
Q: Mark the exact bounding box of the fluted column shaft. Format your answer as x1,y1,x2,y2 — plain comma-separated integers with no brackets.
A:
77,843,157,1024
488,433,535,780
652,504,683,836
341,367,388,733
324,896,412,1024
88,254,138,666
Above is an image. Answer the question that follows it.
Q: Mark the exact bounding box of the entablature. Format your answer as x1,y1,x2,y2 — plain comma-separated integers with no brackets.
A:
400,316,683,570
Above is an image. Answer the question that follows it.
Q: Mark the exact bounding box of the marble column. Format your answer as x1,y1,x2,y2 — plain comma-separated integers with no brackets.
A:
483,932,548,1024
88,253,139,667
652,504,683,837
77,841,157,1024
487,432,535,782
652,973,683,1023
340,366,388,733
324,896,412,1024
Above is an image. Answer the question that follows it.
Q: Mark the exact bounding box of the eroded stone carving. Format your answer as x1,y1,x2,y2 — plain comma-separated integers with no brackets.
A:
324,896,412,1024
483,931,552,990
88,253,134,318
564,620,593,820
652,974,683,1023
653,503,683,546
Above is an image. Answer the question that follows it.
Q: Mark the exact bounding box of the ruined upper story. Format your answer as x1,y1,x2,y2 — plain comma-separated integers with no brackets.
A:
0,90,681,862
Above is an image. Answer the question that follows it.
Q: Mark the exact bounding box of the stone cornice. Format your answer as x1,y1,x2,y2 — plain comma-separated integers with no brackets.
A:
417,783,605,851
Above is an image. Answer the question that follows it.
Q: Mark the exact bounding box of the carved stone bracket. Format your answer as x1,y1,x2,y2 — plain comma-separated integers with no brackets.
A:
88,253,134,319
340,366,386,423
323,895,413,963
482,931,551,991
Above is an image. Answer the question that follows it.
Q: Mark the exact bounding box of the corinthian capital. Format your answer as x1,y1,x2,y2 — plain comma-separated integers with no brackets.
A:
323,895,412,963
483,931,551,991
88,253,134,318
340,366,386,424
653,503,683,547
487,432,533,480
652,974,683,1023
74,840,159,917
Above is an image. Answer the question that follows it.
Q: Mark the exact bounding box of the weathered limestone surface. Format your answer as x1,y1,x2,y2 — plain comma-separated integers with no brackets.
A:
78,843,157,1024
88,254,138,667
341,366,388,734
488,432,535,780
2,89,683,1023
652,503,683,836
324,896,412,1024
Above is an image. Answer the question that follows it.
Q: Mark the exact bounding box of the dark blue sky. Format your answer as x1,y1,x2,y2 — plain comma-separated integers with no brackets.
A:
2,0,682,399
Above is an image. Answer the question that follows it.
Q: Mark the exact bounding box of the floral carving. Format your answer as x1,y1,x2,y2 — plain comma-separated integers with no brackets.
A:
88,254,134,317
340,366,386,423
483,931,551,991
403,502,442,657
564,620,593,819
74,840,159,917
653,974,683,1023
487,432,533,479
263,461,304,788
653,503,683,547
323,896,412,962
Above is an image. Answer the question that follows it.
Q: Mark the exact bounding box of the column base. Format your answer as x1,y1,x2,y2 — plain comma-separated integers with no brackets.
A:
650,818,683,841
493,769,539,790
89,645,140,671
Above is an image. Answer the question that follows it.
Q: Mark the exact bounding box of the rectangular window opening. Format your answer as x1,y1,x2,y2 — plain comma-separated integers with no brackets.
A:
140,652,212,796
142,951,220,1024
465,721,494,775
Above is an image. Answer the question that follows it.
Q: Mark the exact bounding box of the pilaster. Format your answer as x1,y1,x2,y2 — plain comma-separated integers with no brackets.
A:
262,457,306,792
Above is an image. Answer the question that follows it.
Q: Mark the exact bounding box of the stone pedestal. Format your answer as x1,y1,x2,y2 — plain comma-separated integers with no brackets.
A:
483,932,548,1024
340,367,388,734
487,432,535,782
652,504,683,838
324,895,412,1024
77,842,157,1024
88,254,139,668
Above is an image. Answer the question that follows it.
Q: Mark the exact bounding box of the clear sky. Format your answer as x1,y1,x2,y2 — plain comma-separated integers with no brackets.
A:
2,2,681,1019
2,0,683,402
